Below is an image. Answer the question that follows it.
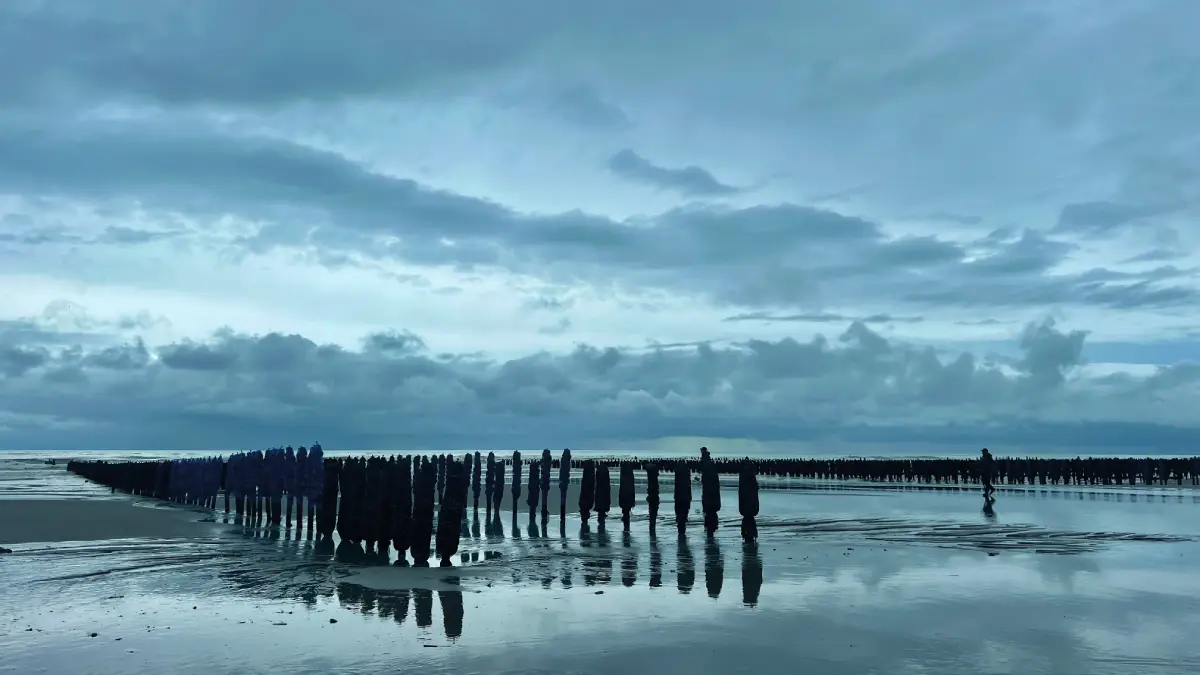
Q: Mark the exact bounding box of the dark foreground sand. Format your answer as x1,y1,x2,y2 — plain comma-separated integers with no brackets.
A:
0,499,217,545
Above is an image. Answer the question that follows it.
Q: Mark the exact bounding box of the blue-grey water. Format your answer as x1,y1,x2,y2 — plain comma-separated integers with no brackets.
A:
2,453,1199,674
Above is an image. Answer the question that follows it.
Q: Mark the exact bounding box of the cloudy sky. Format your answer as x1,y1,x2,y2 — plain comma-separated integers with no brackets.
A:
2,0,1199,453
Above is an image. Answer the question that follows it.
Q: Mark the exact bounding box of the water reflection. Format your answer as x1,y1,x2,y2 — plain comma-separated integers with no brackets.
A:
439,589,464,639
414,588,433,628
741,543,763,606
621,532,637,587
677,534,695,593
704,539,724,598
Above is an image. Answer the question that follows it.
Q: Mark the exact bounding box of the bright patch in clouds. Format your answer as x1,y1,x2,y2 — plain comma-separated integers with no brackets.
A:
1,0,1199,452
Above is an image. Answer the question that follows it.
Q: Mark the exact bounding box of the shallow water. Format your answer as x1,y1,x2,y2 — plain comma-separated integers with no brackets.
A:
2,455,1200,674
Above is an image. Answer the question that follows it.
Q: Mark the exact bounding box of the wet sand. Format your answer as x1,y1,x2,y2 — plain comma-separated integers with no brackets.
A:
3,455,1200,674
0,500,219,546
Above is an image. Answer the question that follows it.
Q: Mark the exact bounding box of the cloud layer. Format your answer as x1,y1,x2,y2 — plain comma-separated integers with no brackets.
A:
1,1,1198,451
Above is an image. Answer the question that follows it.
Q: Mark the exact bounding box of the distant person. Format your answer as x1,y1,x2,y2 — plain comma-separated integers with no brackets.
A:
980,448,996,501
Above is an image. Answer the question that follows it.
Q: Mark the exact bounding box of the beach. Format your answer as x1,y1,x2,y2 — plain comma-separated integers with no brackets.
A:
3,453,1200,674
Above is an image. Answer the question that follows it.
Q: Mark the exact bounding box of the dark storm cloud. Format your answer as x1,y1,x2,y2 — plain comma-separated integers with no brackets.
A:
2,119,1193,313
607,149,741,196
723,312,922,324
1,317,1197,451
548,86,633,130
1055,201,1176,235
0,0,556,108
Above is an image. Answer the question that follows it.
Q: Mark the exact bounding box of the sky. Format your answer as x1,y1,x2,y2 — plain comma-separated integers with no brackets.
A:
1,0,1199,454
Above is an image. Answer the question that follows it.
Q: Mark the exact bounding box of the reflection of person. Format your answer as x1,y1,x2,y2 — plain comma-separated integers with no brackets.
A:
980,448,996,500
982,499,996,522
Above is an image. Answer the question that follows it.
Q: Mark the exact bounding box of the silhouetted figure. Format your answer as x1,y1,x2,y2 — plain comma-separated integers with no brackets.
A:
674,464,691,533
619,463,635,531
595,464,612,530
411,461,436,566
526,455,540,519
392,455,413,565
540,449,552,519
738,460,759,543
579,460,596,523
511,451,522,514
677,534,695,593
436,460,468,566
742,543,763,606
705,539,724,598
439,589,464,640
700,448,721,537
472,451,482,512
980,448,997,501
558,448,571,519
646,464,660,531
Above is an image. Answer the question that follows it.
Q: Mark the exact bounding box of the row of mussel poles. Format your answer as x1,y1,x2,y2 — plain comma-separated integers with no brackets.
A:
67,447,762,567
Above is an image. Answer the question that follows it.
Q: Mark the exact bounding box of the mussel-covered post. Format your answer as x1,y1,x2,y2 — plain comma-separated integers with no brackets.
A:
436,460,468,566
579,459,596,524
674,463,691,534
484,452,496,516
472,451,482,512
558,449,572,519
526,456,540,519
510,451,522,514
700,447,721,538
738,459,759,543
411,460,436,566
540,449,552,519
619,463,635,532
595,464,612,529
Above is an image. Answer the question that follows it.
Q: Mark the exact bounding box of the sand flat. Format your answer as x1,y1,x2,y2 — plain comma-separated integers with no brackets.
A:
0,498,216,545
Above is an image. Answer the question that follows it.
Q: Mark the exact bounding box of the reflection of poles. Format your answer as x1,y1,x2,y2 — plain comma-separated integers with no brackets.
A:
621,531,638,587
439,589,464,640
741,543,763,606
619,463,635,532
414,589,433,628
649,536,662,588
739,460,759,543
704,539,724,598
676,534,695,594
